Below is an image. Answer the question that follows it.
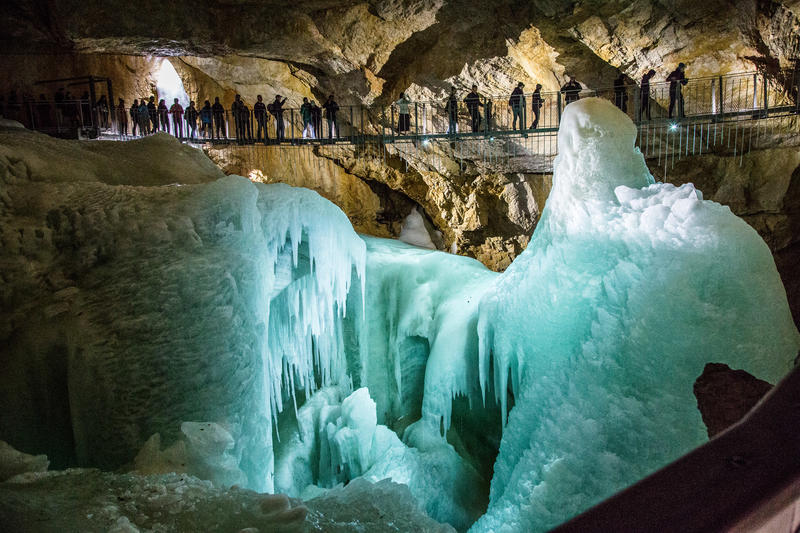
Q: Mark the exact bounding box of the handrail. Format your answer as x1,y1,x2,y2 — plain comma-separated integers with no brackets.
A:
4,68,798,143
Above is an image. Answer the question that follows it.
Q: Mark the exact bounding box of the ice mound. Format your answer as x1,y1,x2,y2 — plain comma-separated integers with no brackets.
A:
274,386,485,530
1,129,365,493
470,98,800,532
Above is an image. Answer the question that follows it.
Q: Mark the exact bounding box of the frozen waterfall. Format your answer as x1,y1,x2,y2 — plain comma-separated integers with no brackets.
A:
1,99,798,532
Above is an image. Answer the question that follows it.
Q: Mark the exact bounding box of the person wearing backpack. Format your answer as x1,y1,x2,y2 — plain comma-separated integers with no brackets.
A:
184,100,198,140
509,82,525,131
199,100,213,139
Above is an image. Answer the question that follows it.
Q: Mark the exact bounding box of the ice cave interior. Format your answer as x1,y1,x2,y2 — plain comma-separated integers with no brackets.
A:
1,93,799,532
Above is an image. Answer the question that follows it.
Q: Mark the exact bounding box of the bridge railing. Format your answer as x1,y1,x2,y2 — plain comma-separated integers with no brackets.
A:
7,68,798,143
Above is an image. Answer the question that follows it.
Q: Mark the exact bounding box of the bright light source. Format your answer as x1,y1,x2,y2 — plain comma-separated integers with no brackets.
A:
669,123,678,131
156,59,189,106
422,139,430,146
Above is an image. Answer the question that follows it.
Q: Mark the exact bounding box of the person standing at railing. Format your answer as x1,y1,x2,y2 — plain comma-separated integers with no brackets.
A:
185,100,198,140
147,97,158,134
232,95,243,141
254,95,269,142
170,98,184,138
560,76,582,105
445,87,458,134
130,99,139,136
200,100,213,139
96,95,109,129
269,94,287,141
531,83,544,129
117,98,127,136
614,71,628,113
791,60,800,113
300,97,313,138
239,100,252,142
509,81,525,130
464,84,484,132
667,63,688,119
396,92,411,133
138,98,151,135
638,69,656,121
311,101,322,139
212,97,226,139
158,99,170,133
323,94,339,140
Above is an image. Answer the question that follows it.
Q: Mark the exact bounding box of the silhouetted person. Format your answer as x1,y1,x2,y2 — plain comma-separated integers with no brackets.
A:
170,98,184,138
509,82,525,130
97,95,109,128
464,85,483,132
185,100,198,139
130,99,139,136
323,94,339,140
239,101,252,141
300,97,313,138
148,96,158,133
117,98,127,136
639,69,656,121
667,63,688,119
254,95,268,142
200,100,213,139
232,94,243,141
138,99,150,134
311,101,322,139
212,96,226,139
613,72,628,113
560,76,581,105
445,87,458,134
269,95,287,141
531,84,543,129
790,59,800,113
158,99,170,133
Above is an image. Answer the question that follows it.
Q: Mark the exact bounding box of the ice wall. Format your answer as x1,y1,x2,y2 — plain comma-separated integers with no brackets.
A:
470,98,800,532
0,132,365,493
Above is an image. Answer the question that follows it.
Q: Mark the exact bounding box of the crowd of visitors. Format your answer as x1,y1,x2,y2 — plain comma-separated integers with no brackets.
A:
3,61,798,142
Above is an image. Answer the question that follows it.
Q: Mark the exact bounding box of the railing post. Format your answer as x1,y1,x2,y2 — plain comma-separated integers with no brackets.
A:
718,75,724,118
753,73,758,111
556,91,562,125
290,108,295,142
414,102,419,137
350,106,354,143
762,75,768,116
391,105,395,138
422,102,427,134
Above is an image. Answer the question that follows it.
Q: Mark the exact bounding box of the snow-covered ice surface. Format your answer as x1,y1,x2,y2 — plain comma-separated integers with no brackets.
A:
1,100,799,532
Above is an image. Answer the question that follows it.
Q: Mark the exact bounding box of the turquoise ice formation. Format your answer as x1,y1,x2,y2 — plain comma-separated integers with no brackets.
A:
1,99,798,532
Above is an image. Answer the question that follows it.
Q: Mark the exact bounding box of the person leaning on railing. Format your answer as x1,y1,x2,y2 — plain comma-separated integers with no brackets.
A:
613,71,628,113
561,76,582,105
269,95,287,141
